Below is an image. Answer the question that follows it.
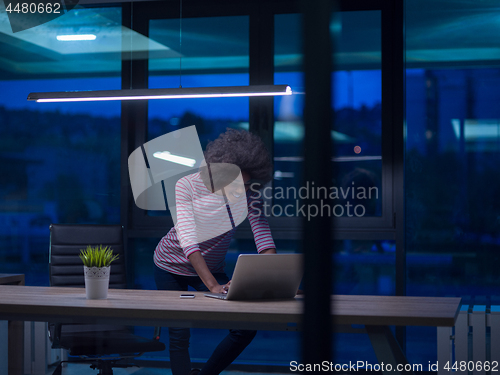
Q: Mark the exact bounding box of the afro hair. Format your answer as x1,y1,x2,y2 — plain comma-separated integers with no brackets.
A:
203,128,272,185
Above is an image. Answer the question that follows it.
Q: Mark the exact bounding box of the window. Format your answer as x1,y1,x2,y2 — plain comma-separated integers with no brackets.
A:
273,11,390,231
405,0,500,365
123,0,401,368
148,15,250,146
145,16,250,218
0,6,122,285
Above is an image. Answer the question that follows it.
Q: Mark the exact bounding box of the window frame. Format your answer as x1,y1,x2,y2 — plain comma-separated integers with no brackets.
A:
120,0,402,243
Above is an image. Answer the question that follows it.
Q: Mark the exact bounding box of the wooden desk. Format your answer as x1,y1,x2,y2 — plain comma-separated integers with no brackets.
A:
0,275,24,375
0,286,461,375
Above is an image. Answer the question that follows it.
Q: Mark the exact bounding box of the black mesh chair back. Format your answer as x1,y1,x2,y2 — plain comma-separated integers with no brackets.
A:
49,224,126,288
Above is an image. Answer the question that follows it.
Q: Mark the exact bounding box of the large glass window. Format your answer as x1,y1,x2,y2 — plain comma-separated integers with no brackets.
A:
274,11,382,219
405,0,500,366
0,6,123,285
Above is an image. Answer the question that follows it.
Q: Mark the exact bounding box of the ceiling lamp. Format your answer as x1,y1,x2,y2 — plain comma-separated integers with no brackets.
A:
27,0,291,103
27,85,292,103
56,34,97,41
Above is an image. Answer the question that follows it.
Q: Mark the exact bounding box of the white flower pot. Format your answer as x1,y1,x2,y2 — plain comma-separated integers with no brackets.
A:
84,266,110,300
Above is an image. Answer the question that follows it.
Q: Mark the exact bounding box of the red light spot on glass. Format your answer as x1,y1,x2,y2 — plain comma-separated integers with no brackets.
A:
354,146,361,154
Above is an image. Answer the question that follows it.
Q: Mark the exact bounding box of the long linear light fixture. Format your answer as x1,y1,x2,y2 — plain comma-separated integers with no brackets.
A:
27,85,292,103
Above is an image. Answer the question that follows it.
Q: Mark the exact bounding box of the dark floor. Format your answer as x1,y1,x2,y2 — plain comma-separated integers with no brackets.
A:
46,365,289,375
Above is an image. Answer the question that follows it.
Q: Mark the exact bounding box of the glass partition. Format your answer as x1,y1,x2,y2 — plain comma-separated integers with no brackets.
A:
405,0,500,366
272,10,388,366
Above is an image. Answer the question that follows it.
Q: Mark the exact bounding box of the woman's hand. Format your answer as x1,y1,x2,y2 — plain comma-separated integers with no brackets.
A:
220,280,232,293
187,252,231,294
210,283,230,294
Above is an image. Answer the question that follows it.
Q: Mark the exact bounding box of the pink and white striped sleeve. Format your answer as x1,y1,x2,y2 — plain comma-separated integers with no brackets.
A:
247,194,275,253
174,178,201,258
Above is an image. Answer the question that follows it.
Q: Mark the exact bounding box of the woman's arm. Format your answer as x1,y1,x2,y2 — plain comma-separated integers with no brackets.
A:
188,251,228,293
247,193,277,253
176,177,225,293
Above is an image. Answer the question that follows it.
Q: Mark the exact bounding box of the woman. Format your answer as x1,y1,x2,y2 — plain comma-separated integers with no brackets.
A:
154,128,276,375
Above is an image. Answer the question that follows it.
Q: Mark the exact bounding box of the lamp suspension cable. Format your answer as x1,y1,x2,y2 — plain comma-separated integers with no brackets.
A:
130,1,133,90
179,0,182,88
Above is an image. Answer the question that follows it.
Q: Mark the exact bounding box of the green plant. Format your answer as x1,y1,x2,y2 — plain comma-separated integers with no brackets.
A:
79,245,119,268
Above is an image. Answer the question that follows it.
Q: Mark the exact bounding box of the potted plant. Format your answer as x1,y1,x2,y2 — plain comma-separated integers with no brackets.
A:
79,245,119,300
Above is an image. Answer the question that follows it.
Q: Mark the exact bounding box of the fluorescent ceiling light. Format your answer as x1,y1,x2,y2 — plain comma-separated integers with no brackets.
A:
153,151,196,167
27,85,292,102
0,8,176,57
56,34,97,41
239,121,354,143
451,119,500,140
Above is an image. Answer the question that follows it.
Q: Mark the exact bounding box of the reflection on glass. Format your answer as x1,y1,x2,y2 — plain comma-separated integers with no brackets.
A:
268,239,395,296
334,240,395,295
274,12,382,217
406,0,500,367
406,68,500,298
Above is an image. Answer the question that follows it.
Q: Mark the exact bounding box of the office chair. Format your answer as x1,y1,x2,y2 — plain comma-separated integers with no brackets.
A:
48,224,165,375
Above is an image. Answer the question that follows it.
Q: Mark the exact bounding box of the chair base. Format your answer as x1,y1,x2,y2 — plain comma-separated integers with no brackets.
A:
52,358,139,375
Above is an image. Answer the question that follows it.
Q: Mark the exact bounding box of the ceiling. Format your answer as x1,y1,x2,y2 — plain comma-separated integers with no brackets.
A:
0,0,499,80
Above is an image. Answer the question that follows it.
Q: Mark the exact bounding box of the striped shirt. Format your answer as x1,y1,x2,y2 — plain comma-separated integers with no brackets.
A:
154,172,275,276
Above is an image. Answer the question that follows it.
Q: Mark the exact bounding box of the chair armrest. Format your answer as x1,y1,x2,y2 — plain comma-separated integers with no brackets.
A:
48,322,62,348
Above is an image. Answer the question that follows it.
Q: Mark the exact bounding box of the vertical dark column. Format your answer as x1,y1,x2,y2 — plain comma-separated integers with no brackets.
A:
249,5,274,157
425,71,439,157
387,0,406,350
465,73,475,119
121,2,149,288
460,72,474,242
301,0,333,366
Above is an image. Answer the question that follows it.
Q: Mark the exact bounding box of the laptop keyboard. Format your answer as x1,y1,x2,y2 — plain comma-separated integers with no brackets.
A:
204,293,228,300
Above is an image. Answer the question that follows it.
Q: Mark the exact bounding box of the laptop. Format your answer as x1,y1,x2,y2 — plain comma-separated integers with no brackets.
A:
204,253,303,301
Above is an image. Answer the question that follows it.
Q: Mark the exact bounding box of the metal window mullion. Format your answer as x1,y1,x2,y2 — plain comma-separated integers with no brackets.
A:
455,306,470,372
249,5,274,158
437,327,453,375
490,306,500,364
471,306,486,375
121,2,149,286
